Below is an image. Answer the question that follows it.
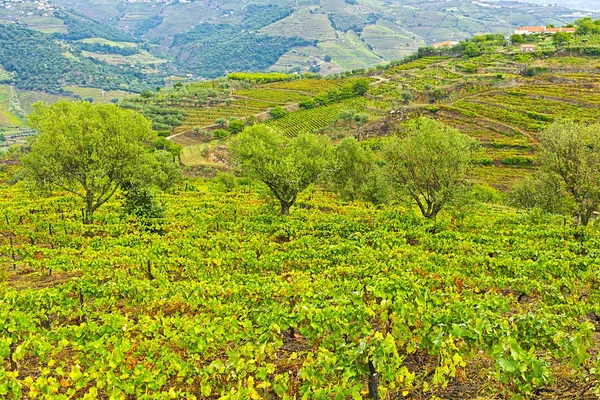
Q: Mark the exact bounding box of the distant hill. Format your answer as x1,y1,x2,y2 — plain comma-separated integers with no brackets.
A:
46,0,599,77
513,0,600,12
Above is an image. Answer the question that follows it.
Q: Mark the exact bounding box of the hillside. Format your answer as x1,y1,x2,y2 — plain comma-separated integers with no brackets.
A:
0,2,180,99
115,28,599,192
46,0,599,77
3,14,600,400
2,159,600,398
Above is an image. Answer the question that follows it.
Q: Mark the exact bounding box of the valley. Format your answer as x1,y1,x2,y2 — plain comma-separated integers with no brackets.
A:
1,10,600,400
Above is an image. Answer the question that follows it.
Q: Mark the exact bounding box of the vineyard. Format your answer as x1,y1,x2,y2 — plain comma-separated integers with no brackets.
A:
2,169,600,399
16,91,74,115
266,98,366,137
4,30,600,400
165,78,364,135
0,85,23,128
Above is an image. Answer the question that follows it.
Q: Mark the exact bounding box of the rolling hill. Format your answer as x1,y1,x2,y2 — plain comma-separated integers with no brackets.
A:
116,25,600,193
46,0,599,76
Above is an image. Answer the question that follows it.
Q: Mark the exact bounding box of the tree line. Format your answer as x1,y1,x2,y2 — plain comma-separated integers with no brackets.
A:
231,119,600,228
21,100,600,228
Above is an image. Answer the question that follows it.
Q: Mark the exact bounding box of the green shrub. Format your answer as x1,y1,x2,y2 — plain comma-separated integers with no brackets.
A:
523,67,548,77
121,186,165,220
215,172,237,191
354,113,369,125
228,119,246,134
245,115,258,126
475,156,494,165
213,129,229,139
525,111,553,122
501,155,535,166
338,109,356,121
269,106,287,119
299,98,316,109
471,184,503,203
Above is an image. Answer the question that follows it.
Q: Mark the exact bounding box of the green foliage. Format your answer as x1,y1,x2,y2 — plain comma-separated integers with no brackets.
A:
511,34,525,44
354,113,368,125
553,32,571,46
120,100,185,131
22,101,158,224
509,173,572,215
239,4,294,31
213,129,229,139
230,125,331,214
120,185,165,221
338,109,355,121
245,115,258,126
474,156,494,166
169,23,309,78
329,137,386,203
227,72,295,84
133,16,163,38
299,98,316,109
501,155,535,166
153,137,182,159
352,79,369,96
327,11,377,33
150,150,183,192
269,106,287,120
575,17,600,35
215,172,238,191
228,119,246,134
0,23,162,92
53,10,135,41
401,90,413,103
74,42,139,56
456,62,477,73
462,43,481,58
384,118,478,219
538,120,600,226
523,67,548,77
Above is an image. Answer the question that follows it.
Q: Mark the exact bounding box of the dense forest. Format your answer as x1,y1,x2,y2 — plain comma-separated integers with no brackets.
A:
168,5,309,78
53,10,136,42
0,23,163,92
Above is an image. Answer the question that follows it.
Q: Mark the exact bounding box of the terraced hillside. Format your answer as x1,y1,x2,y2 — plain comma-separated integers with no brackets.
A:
0,84,137,130
47,0,598,77
122,31,600,192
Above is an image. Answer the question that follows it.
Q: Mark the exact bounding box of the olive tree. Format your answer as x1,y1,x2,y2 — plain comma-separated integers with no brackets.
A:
384,118,477,219
230,125,331,215
329,137,388,203
23,101,160,224
538,120,600,226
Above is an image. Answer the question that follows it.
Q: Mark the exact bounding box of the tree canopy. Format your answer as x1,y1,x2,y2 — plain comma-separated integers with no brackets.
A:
23,101,160,224
384,118,477,219
230,125,331,215
538,120,600,226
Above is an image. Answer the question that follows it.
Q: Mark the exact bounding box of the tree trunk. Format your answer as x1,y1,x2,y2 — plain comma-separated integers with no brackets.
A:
280,200,291,216
84,192,94,224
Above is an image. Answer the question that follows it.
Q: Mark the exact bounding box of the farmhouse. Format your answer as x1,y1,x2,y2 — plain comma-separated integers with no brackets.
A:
432,40,459,48
514,26,576,35
520,44,537,53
